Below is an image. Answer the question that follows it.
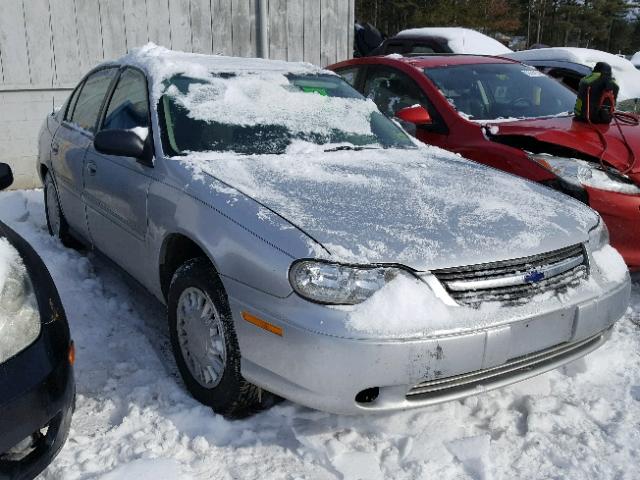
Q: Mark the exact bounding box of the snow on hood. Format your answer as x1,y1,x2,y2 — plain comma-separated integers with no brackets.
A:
0,237,39,362
395,27,512,55
114,43,329,103
505,48,640,101
177,143,598,271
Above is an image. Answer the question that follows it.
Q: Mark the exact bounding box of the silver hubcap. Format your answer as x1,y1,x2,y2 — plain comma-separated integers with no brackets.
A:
46,181,61,236
177,287,227,389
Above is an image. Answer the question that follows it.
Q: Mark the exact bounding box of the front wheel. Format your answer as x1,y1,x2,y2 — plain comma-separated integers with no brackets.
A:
44,173,76,247
168,257,273,417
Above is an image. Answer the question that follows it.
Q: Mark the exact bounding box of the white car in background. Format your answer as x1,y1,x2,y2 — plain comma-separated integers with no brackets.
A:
504,47,640,112
371,27,512,56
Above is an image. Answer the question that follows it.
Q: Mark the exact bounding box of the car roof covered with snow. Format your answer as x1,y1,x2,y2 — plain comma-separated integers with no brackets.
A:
394,27,513,55
106,43,329,101
504,47,640,101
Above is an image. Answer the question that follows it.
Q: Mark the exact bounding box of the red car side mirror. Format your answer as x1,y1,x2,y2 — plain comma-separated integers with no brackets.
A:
395,105,432,126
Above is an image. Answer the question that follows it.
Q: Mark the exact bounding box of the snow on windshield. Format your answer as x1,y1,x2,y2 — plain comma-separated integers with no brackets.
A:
0,237,39,361
164,73,378,137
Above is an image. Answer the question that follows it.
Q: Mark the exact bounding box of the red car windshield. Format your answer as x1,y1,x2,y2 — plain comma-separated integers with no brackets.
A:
424,63,577,121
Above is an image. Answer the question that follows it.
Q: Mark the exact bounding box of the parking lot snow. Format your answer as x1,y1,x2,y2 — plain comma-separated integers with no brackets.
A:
1,189,638,480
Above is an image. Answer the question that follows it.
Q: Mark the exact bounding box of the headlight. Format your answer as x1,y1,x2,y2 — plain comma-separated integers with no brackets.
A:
588,217,610,250
0,244,41,364
530,154,640,195
289,260,408,305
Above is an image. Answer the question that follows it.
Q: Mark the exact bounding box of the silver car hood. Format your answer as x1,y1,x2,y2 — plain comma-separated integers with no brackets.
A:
180,145,598,271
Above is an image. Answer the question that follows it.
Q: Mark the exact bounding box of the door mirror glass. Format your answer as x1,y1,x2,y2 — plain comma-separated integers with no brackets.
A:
0,163,14,190
94,129,145,158
395,105,432,125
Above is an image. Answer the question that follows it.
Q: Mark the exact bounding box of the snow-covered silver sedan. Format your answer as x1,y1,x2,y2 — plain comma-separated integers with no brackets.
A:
37,45,630,416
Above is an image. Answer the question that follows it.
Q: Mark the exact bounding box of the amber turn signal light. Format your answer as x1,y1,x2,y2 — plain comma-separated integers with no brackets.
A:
68,341,76,366
241,311,283,337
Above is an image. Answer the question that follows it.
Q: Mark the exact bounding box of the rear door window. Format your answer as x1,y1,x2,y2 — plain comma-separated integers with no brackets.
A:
70,68,117,134
102,68,150,131
384,42,406,54
409,43,436,54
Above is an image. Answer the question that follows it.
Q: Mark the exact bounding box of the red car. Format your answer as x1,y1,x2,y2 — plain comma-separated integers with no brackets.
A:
329,55,640,271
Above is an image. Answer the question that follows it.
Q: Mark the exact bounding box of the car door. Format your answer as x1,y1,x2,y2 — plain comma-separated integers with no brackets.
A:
83,67,153,280
360,65,450,147
50,68,118,240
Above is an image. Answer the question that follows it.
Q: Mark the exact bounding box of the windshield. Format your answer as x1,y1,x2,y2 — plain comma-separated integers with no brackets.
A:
424,63,577,121
159,73,414,155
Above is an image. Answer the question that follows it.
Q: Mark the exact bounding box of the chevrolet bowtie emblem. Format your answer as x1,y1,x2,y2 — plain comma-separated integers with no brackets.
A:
524,270,545,283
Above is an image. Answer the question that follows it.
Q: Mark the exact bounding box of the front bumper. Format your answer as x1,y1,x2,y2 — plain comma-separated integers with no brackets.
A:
0,348,74,480
587,186,640,271
0,220,74,479
226,272,630,415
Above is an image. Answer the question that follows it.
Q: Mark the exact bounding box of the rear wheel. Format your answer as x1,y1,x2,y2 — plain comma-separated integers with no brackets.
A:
44,173,76,247
168,257,274,417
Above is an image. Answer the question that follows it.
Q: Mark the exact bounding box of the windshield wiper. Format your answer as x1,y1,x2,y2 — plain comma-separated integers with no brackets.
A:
324,145,381,152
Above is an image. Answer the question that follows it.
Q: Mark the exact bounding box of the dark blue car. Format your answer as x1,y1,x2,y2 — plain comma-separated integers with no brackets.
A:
0,163,74,480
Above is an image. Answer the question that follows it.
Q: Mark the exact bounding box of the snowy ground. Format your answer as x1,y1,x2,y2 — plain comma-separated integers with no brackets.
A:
1,189,639,480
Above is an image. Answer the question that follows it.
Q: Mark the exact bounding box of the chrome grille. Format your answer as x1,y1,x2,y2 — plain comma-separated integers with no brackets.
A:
406,331,605,400
432,244,588,307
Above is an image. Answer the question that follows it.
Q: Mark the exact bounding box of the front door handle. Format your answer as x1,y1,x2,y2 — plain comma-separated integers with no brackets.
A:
51,142,60,155
87,162,97,176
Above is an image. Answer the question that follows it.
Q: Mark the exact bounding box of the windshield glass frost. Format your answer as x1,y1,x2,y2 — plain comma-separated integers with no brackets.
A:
159,73,414,155
425,63,577,121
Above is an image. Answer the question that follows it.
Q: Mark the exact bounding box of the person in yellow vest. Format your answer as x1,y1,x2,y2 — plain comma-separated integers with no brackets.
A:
574,62,619,124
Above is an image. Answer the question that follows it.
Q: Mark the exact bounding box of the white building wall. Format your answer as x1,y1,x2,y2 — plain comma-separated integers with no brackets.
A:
0,0,355,189
0,90,72,189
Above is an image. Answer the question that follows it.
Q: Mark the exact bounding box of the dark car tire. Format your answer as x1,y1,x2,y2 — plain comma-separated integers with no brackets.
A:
44,173,76,248
168,257,274,418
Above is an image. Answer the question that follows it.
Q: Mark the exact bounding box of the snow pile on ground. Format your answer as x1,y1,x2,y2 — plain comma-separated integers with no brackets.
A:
0,190,638,479
395,27,512,55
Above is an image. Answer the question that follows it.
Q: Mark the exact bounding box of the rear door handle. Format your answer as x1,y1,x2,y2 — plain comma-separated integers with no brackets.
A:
51,142,60,155
86,162,97,176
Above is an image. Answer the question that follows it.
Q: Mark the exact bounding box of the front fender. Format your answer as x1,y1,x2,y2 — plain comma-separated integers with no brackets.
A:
147,174,319,300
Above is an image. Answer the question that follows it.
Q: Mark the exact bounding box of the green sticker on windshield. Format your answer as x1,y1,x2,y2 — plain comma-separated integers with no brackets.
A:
301,86,329,96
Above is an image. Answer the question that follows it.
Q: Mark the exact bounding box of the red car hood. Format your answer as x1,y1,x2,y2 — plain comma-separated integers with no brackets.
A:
486,116,640,178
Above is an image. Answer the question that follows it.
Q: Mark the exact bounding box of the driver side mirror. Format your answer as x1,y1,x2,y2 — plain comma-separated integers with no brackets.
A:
395,105,432,126
94,129,147,159
0,163,14,191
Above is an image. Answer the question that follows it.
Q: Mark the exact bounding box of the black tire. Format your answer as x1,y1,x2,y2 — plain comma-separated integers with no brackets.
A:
168,257,274,418
44,172,77,248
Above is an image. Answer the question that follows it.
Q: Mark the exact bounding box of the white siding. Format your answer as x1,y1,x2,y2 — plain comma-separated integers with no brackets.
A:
0,0,354,189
